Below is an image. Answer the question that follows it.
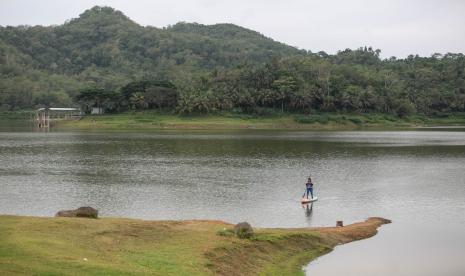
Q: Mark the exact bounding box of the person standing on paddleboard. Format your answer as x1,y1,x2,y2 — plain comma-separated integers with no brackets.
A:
304,177,314,199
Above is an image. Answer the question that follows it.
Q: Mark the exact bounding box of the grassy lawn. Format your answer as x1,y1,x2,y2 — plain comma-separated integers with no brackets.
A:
0,215,390,275
54,111,465,131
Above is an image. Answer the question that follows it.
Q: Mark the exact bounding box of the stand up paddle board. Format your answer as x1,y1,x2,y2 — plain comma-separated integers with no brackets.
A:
301,196,318,203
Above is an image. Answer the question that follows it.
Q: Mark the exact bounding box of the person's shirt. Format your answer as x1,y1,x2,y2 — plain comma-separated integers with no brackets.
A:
306,181,313,188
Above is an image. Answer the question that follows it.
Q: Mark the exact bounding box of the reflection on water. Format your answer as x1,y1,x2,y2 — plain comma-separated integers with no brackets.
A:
302,203,313,224
0,127,465,275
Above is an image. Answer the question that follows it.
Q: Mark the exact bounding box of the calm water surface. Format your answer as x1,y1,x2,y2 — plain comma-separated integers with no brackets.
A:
0,125,464,275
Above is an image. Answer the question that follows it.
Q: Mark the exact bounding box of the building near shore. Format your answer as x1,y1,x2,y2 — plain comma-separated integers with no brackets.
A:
35,107,81,128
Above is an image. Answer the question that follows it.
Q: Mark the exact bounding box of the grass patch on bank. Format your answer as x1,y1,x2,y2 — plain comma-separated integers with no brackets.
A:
40,110,465,130
56,111,300,130
294,113,417,127
0,215,390,276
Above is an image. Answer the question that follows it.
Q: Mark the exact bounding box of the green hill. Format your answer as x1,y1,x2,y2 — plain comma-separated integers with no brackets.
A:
0,6,304,109
0,6,302,75
0,6,464,117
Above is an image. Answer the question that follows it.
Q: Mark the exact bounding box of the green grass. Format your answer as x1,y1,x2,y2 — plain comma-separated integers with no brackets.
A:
3,109,463,130
0,215,390,275
53,111,465,131
56,111,300,130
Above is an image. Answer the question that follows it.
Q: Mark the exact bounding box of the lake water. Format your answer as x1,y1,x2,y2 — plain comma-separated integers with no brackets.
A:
1,125,464,275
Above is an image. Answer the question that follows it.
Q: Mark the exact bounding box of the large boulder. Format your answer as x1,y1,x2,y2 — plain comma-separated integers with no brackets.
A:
55,206,98,219
234,222,253,239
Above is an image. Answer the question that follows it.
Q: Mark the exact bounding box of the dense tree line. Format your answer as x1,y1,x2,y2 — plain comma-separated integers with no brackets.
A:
1,6,464,116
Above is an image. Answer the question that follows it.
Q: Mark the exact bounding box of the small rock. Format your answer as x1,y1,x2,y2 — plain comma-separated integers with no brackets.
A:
234,222,253,239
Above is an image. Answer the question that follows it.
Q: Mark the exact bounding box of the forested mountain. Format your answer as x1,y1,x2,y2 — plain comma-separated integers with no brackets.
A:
0,6,464,116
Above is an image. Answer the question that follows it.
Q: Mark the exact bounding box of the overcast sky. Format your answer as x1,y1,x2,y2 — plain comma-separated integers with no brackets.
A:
1,0,464,58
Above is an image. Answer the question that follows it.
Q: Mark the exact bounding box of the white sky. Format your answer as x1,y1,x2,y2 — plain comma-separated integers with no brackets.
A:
1,0,464,58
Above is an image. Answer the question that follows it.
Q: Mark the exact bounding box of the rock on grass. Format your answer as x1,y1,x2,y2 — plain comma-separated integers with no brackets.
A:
234,222,253,239
55,206,98,218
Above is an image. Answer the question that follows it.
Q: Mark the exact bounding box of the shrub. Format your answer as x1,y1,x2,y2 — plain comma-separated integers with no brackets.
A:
396,100,416,118
348,117,363,125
